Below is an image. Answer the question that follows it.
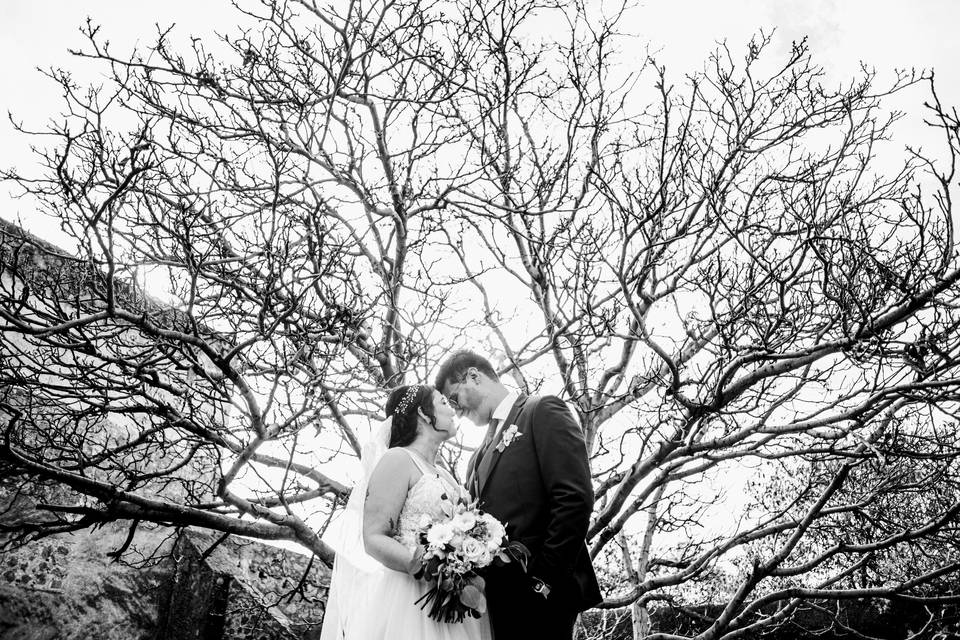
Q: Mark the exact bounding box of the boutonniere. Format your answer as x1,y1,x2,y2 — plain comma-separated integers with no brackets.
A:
495,425,522,452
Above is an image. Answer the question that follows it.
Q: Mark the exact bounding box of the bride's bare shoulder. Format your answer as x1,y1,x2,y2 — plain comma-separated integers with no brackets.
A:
369,447,418,483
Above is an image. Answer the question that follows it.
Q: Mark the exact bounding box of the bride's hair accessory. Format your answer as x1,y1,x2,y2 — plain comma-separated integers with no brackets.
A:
386,385,436,447
394,385,420,417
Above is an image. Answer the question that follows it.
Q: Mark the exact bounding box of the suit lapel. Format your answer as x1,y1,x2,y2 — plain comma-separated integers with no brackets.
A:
465,447,483,498
476,395,527,498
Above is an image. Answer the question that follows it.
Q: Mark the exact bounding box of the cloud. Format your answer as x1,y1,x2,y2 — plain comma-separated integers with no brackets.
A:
761,0,841,59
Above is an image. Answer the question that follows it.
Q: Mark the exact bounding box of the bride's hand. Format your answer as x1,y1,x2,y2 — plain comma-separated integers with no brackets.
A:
407,545,426,579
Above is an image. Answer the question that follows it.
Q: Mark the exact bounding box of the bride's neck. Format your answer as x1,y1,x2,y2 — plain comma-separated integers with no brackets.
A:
406,436,441,466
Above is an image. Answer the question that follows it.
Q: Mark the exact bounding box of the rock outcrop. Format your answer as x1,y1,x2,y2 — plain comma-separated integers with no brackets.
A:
1,521,327,640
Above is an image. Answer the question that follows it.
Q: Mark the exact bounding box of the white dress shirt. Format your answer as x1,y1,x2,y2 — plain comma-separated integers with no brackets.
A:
489,389,520,439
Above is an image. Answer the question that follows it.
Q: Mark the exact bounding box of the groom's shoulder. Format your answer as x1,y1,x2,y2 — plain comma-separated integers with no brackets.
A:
522,394,573,419
527,393,565,406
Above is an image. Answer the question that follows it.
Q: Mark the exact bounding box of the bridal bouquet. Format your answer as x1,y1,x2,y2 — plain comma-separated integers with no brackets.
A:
413,498,529,623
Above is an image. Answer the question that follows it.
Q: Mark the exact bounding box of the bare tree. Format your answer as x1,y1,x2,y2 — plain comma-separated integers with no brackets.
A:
444,17,960,638
1,0,486,561
3,1,960,638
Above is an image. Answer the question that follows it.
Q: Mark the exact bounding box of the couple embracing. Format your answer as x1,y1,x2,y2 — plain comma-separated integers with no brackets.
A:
320,351,601,640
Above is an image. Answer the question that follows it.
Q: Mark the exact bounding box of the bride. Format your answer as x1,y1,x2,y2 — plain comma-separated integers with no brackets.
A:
320,384,491,640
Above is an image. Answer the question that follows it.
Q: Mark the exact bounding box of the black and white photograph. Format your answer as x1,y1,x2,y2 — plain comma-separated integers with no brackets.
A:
2,1,960,638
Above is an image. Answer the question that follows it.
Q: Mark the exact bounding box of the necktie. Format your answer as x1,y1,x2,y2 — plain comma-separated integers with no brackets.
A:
471,419,499,484
482,418,499,456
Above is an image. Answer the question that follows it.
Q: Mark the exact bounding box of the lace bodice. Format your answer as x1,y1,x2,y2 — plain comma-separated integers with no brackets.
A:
395,450,466,549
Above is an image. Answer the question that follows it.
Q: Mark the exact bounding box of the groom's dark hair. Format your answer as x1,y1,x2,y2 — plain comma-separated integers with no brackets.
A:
434,350,499,390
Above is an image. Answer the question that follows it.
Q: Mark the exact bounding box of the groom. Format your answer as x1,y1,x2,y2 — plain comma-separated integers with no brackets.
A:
436,351,602,640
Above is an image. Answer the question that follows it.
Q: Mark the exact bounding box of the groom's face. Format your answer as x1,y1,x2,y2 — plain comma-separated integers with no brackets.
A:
441,369,488,427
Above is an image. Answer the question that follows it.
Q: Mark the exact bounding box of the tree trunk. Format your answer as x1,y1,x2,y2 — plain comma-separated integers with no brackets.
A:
617,484,666,639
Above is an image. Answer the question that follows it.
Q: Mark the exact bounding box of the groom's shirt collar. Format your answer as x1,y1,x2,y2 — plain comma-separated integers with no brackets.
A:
491,389,520,427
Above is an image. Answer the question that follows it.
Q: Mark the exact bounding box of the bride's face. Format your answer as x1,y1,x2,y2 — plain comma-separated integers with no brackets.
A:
431,390,458,439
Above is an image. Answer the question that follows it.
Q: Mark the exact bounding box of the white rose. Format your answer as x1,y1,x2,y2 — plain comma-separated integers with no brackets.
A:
451,511,477,532
418,514,434,530
481,513,505,534
460,537,489,565
472,547,495,567
481,514,506,548
426,522,456,548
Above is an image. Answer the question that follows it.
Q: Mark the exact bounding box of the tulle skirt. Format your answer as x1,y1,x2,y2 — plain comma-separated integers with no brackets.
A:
322,563,491,640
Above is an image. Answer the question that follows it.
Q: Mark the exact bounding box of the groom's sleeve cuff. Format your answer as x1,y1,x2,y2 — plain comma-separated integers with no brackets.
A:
531,577,551,599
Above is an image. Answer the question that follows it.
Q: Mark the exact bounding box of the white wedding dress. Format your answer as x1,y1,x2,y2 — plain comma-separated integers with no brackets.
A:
321,441,491,640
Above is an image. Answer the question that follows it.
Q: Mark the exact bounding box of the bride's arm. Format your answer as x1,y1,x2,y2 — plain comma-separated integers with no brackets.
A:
362,448,422,573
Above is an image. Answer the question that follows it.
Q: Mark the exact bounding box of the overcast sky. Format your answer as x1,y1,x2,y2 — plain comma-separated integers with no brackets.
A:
2,0,959,240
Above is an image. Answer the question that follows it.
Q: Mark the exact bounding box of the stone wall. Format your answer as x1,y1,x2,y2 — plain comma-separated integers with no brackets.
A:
161,531,326,640
1,523,175,640
1,218,328,639
0,522,328,640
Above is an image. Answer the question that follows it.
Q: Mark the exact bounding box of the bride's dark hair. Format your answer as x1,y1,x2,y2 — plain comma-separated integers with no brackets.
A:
384,385,438,448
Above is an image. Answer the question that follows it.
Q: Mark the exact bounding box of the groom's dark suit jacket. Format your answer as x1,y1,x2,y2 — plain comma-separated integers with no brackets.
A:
467,394,602,612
